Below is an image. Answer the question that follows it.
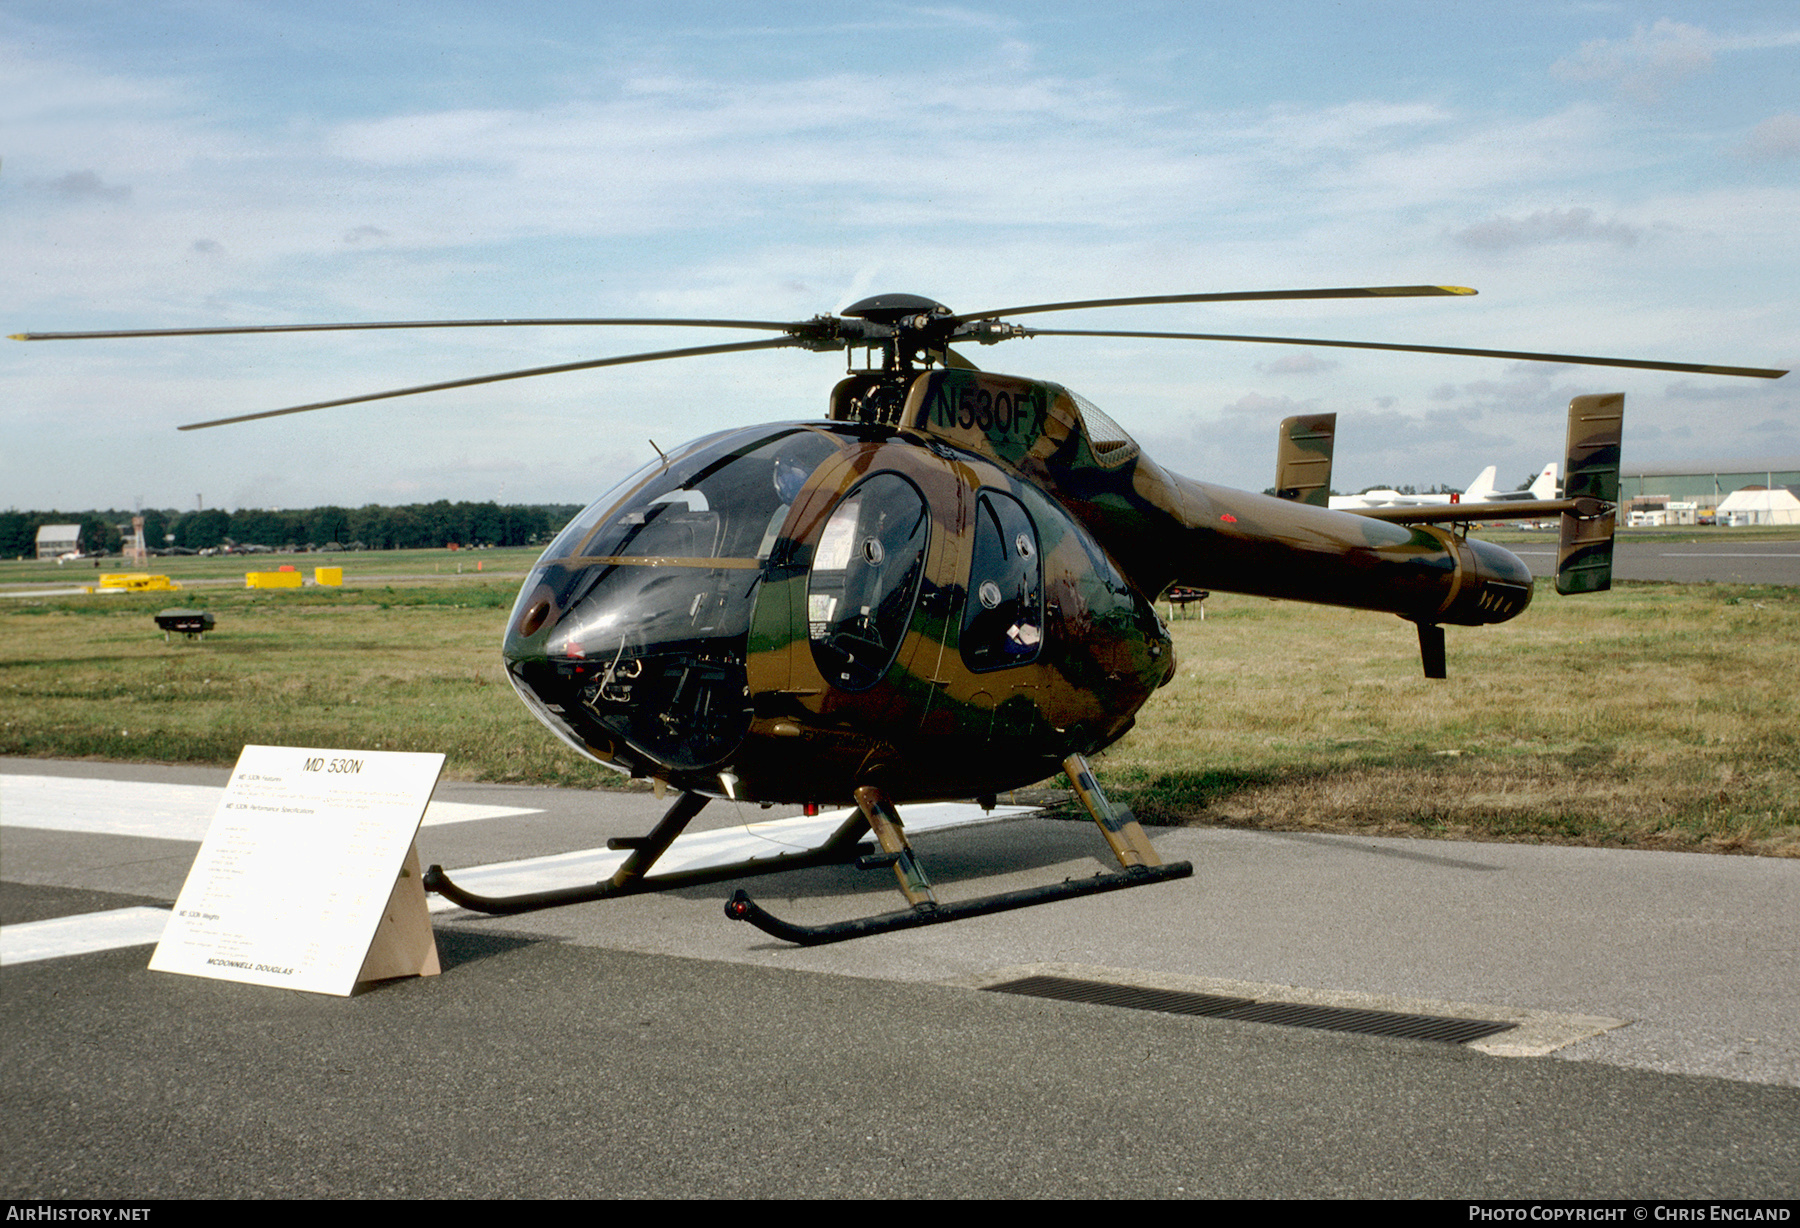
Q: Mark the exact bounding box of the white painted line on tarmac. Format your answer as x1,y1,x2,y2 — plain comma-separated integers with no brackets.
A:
4,790,1026,955
427,802,1034,912
1,774,541,840
1,906,171,965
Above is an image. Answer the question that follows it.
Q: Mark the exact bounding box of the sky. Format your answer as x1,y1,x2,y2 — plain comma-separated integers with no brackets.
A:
5,0,1797,513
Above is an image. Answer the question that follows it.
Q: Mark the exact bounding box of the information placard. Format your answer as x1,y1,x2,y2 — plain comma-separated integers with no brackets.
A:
150,745,444,996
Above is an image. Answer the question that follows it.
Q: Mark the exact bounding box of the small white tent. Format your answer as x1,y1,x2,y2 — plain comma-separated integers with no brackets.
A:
1716,488,1800,525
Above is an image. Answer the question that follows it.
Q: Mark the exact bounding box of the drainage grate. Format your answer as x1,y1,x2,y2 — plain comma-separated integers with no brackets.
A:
984,975,1517,1045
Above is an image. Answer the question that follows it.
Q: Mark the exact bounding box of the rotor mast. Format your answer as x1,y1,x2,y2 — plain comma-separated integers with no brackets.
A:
830,294,961,424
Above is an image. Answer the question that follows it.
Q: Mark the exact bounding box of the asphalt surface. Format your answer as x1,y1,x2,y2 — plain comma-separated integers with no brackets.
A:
4,757,1796,1199
1509,535,1800,584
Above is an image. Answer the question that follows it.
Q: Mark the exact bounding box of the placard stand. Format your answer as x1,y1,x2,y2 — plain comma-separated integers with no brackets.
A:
151,746,445,996
354,843,442,984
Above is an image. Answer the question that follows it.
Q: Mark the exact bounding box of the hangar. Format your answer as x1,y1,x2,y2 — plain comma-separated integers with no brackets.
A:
1620,459,1800,510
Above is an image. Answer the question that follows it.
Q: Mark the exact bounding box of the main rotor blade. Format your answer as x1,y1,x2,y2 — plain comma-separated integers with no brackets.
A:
1023,328,1788,379
176,336,806,430
15,317,798,342
957,285,1476,323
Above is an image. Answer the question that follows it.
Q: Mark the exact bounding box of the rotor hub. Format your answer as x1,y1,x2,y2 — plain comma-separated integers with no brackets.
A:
841,293,953,325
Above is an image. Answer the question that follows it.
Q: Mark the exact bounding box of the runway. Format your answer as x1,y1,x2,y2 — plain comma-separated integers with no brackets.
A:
4,757,1796,1198
1509,534,1800,584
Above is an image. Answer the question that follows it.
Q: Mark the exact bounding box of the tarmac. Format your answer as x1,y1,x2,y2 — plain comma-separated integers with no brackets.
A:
3,756,1796,1199
1511,535,1800,585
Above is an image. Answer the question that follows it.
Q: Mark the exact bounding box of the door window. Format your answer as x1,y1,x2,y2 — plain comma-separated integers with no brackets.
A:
806,473,929,690
961,490,1043,670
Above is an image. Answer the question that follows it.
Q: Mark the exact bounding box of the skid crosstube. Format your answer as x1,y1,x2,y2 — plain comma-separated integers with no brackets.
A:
725,861,1194,945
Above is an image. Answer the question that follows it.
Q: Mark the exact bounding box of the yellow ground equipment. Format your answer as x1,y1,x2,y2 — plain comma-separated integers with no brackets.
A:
245,570,304,589
89,573,180,594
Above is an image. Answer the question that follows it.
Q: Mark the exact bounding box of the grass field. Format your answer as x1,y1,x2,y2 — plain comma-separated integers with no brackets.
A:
1108,582,1797,856
2,565,1794,857
0,545,542,588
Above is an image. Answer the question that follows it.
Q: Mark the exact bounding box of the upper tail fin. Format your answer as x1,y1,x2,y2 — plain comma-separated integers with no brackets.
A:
1273,413,1335,507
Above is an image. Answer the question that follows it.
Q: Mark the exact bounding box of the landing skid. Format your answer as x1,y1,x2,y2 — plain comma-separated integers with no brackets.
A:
424,753,1191,940
726,862,1193,945
724,754,1193,944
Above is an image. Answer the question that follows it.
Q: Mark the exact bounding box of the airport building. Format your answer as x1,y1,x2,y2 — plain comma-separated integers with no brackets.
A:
1620,459,1800,513
1620,457,1800,518
35,524,81,559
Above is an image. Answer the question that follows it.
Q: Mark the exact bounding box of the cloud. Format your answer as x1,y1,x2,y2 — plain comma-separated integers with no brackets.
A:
1552,20,1717,104
1551,21,1800,107
1747,417,1799,441
1740,113,1800,161
1451,207,1639,251
1255,353,1340,376
1218,392,1323,417
343,225,389,244
1664,380,1772,403
49,170,131,201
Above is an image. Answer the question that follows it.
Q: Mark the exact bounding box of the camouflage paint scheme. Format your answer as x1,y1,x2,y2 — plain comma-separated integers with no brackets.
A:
501,367,1536,806
909,369,1534,626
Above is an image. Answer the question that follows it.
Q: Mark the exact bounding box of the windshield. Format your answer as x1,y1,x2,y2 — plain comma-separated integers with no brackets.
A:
506,424,842,775
539,427,839,565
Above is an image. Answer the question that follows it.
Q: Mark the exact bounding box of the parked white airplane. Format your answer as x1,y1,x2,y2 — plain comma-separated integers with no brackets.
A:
1466,462,1559,503
1328,463,1557,510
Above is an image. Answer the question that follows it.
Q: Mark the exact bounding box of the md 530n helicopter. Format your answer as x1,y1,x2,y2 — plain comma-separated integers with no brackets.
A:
17,285,1786,942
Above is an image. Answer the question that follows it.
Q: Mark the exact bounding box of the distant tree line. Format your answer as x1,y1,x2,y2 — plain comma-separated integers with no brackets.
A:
0,501,584,558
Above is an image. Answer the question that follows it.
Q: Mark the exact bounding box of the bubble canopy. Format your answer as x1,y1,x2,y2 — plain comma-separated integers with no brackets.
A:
502,425,844,777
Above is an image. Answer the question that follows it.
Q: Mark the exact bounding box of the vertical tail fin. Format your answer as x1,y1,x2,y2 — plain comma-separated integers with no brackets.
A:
1556,394,1623,595
1273,413,1335,506
1463,464,1500,501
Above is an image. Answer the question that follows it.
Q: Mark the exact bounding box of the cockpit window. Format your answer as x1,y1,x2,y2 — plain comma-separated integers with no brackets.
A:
807,473,930,691
540,428,840,564
510,426,842,777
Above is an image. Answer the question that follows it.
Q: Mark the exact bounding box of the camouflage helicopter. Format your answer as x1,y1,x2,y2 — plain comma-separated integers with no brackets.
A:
16,286,1786,942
